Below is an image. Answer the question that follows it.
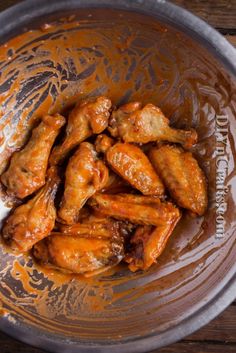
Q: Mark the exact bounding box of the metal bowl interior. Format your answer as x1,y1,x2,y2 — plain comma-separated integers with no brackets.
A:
0,1,236,352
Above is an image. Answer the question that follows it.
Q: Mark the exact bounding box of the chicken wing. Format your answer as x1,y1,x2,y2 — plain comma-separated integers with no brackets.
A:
1,114,65,199
95,134,114,154
33,224,125,276
125,213,180,271
89,193,180,226
101,172,131,194
106,143,164,196
58,142,109,225
149,145,208,215
109,102,197,148
2,167,60,252
59,218,126,239
50,96,112,165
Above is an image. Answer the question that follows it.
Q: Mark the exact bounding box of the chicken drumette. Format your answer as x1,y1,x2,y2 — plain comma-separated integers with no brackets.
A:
50,96,112,165
106,142,164,196
58,142,109,225
1,114,65,198
109,102,197,148
149,145,208,216
2,167,60,252
33,219,126,276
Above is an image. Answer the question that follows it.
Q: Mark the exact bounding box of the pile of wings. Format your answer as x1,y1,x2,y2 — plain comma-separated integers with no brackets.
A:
1,96,207,277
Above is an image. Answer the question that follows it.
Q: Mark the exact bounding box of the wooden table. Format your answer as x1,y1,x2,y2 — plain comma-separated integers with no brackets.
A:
0,1,235,352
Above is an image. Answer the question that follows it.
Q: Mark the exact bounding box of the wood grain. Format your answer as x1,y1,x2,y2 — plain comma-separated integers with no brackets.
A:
0,1,235,353
0,0,235,49
171,0,236,30
157,342,236,353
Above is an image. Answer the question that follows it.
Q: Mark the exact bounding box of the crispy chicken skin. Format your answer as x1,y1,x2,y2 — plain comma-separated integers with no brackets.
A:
101,172,131,194
50,96,112,165
33,223,125,276
125,214,180,272
2,167,60,252
149,145,208,216
59,218,126,239
1,114,65,199
106,143,164,196
58,142,109,225
89,193,180,226
109,102,197,148
95,134,114,154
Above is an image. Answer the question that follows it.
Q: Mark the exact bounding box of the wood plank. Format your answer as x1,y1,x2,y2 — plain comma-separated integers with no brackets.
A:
1,304,236,353
186,305,236,343
171,0,236,30
0,0,21,12
1,331,236,353
0,331,46,353
156,342,236,353
1,0,236,32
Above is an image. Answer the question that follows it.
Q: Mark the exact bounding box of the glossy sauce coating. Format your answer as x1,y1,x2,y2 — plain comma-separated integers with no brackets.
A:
106,142,165,196
109,102,197,148
50,96,112,166
89,193,180,226
0,10,235,339
58,142,109,224
2,167,60,252
1,114,65,198
149,145,208,215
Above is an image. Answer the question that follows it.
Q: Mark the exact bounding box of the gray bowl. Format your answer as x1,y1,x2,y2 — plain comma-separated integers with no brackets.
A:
0,1,236,352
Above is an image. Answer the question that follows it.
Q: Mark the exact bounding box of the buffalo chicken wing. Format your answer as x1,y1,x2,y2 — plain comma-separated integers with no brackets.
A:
106,143,164,196
89,193,180,226
58,142,109,224
33,220,125,276
109,102,197,148
50,96,112,165
1,114,65,198
2,167,60,252
149,145,208,215
125,214,180,272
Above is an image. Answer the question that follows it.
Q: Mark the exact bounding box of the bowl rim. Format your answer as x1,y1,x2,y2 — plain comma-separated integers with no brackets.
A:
0,0,236,352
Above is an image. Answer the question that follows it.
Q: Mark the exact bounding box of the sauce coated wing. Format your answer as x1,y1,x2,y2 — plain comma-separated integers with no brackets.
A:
149,145,208,215
2,168,60,252
59,218,125,239
89,193,180,226
125,212,180,272
50,96,112,165
1,114,65,198
33,224,125,276
95,134,114,154
101,171,131,194
106,143,164,196
109,102,197,148
58,142,109,225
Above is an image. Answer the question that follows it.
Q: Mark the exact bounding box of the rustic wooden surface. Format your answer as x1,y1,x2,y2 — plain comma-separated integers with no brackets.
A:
0,0,236,353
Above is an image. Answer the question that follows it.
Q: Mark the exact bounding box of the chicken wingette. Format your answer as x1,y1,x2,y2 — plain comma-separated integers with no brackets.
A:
33,220,127,276
149,145,208,215
125,216,180,272
89,194,180,226
106,142,164,196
